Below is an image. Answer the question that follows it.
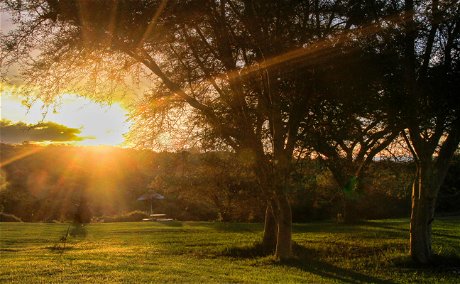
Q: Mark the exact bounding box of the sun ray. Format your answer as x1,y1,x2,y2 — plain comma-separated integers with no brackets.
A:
0,146,45,168
86,147,128,214
137,0,169,48
106,0,119,47
218,12,409,82
46,149,86,221
76,0,91,45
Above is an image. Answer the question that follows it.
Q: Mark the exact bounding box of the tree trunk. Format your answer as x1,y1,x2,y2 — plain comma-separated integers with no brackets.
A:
343,198,358,223
274,193,292,260
254,154,293,260
262,203,277,250
410,163,437,264
407,126,460,264
327,164,361,223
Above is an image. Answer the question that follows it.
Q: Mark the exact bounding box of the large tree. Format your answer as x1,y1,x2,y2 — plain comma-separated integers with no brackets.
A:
2,0,368,259
399,0,460,264
303,0,460,262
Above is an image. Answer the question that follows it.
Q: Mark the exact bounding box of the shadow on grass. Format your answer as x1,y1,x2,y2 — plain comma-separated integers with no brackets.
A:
284,244,395,284
432,232,460,241
366,221,459,244
0,248,20,252
222,241,274,258
292,220,406,236
392,254,460,271
187,222,263,232
154,220,183,227
46,245,74,253
222,242,395,283
70,223,88,238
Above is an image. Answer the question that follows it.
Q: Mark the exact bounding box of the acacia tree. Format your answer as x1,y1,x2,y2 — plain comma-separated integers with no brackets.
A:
2,0,369,259
310,107,400,222
302,48,401,222
399,0,460,264
303,0,460,262
149,151,261,221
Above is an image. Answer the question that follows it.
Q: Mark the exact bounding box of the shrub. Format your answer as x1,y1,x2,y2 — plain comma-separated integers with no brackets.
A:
0,212,23,222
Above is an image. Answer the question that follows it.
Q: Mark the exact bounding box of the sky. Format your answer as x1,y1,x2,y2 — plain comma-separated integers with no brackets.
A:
0,88,131,146
1,11,132,147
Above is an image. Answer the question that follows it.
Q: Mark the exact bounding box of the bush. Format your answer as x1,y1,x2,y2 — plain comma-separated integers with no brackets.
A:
0,212,23,222
103,211,149,222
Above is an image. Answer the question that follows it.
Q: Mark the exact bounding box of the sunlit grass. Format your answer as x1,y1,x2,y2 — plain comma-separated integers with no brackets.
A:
1,218,459,283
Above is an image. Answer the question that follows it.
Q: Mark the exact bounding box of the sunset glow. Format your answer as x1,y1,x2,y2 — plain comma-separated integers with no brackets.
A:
1,89,131,146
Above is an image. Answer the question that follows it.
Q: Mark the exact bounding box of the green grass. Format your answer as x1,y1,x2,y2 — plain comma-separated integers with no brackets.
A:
1,218,459,283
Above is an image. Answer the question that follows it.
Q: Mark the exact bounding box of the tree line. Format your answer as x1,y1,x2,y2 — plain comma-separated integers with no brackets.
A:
1,0,459,263
1,144,458,222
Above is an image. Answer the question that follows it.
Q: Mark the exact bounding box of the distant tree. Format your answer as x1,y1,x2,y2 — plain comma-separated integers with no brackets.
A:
437,155,460,213
0,144,155,221
0,144,41,221
302,49,401,222
150,151,262,221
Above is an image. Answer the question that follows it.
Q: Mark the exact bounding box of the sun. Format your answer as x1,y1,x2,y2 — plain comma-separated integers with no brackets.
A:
49,94,131,146
0,90,131,146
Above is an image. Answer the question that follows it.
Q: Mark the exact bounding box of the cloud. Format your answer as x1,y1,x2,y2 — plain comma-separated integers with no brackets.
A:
0,120,85,144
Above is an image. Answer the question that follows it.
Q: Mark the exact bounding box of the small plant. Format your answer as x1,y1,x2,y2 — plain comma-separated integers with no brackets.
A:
52,224,71,254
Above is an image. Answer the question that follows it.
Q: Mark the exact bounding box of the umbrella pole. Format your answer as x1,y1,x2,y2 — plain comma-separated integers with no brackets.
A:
150,200,153,215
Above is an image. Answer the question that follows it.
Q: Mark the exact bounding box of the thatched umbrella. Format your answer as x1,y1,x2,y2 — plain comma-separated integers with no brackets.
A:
137,190,165,215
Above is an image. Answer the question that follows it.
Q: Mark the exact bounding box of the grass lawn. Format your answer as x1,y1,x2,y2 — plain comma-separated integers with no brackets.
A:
1,217,459,283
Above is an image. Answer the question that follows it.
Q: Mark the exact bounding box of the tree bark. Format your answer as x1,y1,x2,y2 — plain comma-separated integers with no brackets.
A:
409,125,460,264
410,161,443,264
410,162,437,264
274,192,293,260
